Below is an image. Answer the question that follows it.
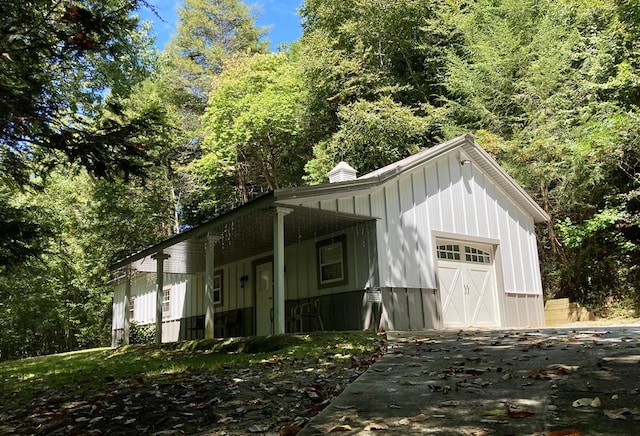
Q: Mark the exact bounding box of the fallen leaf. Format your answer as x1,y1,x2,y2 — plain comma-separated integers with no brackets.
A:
590,397,601,407
463,428,494,435
572,398,594,407
408,413,428,422
364,422,389,431
506,409,535,418
545,430,581,436
483,409,506,417
320,424,352,433
248,424,270,433
604,410,627,420
280,425,302,436
504,405,535,418
439,401,460,408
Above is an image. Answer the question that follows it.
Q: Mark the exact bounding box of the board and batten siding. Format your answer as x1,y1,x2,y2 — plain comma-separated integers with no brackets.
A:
297,152,543,298
112,222,377,343
284,223,376,301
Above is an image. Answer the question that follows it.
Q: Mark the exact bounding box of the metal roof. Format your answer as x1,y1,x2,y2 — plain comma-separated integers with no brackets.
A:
276,134,549,223
111,134,548,272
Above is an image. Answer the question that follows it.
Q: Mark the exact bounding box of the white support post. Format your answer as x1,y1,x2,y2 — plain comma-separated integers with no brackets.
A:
123,266,132,345
205,234,220,339
273,207,293,335
152,252,170,344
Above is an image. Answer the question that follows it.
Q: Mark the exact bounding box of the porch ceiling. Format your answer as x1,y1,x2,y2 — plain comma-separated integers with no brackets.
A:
130,204,375,274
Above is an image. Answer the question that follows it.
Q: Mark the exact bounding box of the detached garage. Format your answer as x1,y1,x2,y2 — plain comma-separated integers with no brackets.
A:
111,134,549,345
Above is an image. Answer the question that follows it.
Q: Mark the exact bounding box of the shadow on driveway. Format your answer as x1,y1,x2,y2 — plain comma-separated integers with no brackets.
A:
300,326,640,435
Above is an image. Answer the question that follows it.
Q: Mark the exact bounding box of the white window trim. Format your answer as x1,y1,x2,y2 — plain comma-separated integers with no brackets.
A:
129,296,135,321
162,286,171,320
317,236,348,288
213,270,223,306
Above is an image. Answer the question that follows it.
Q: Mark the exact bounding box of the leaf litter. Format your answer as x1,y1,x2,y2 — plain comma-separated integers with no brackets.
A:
2,334,386,435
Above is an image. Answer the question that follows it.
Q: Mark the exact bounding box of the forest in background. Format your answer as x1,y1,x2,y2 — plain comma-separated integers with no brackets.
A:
2,0,640,359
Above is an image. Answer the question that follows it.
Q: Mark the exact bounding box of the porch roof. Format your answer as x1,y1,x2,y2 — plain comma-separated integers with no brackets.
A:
112,198,375,274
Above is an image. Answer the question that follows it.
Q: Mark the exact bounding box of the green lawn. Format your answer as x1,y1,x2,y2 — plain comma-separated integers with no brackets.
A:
0,332,382,413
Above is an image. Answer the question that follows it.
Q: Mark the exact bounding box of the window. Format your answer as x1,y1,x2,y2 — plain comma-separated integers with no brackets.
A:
465,246,491,264
162,286,171,320
437,242,493,264
317,236,347,287
129,296,135,321
437,244,461,260
213,270,223,305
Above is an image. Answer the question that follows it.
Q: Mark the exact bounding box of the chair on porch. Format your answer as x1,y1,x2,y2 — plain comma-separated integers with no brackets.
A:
215,309,242,337
290,299,324,333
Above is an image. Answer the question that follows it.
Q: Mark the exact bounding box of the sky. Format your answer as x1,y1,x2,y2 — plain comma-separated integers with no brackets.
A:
138,0,305,52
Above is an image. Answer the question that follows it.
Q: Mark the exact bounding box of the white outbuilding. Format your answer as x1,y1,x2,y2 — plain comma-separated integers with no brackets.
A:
111,134,549,346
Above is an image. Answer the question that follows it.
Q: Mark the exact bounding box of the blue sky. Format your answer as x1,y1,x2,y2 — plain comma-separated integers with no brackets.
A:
138,0,305,52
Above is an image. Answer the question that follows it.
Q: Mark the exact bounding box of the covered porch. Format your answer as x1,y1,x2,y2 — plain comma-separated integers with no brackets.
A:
111,194,380,346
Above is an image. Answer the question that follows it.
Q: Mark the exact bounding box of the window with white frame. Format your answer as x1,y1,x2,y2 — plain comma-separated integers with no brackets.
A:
213,270,223,305
464,246,491,264
129,296,135,321
317,236,347,287
162,286,171,320
437,244,461,260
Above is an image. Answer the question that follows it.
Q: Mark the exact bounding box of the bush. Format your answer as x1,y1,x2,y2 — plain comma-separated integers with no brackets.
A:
128,323,155,345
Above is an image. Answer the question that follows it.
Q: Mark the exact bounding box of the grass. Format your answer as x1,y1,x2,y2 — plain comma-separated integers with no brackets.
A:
0,331,381,412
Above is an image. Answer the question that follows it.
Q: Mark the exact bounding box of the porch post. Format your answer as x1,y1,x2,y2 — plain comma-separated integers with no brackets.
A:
123,265,132,345
274,207,293,335
152,251,170,344
205,234,220,339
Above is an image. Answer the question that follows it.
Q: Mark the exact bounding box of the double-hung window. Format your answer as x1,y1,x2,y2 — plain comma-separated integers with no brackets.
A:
317,236,347,288
213,270,223,305
162,286,171,320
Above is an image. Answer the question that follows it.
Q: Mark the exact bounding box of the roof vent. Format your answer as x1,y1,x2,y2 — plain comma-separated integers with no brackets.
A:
329,161,357,183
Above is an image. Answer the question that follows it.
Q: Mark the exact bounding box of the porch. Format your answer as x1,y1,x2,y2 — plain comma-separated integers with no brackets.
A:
111,196,380,346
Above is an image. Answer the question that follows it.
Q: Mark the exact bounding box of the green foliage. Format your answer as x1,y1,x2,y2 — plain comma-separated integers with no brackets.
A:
443,0,640,309
195,52,311,210
127,323,156,345
0,0,160,186
299,0,460,180
145,0,269,225
0,169,173,360
164,0,268,102
305,97,432,183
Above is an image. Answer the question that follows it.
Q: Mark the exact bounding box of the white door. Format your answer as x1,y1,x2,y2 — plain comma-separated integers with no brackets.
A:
255,261,273,335
437,241,499,328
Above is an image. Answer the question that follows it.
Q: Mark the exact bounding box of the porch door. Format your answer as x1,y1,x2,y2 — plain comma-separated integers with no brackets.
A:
437,240,499,328
255,261,273,335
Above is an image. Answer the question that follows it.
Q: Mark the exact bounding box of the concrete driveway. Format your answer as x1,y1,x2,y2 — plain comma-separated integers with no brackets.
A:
300,326,640,435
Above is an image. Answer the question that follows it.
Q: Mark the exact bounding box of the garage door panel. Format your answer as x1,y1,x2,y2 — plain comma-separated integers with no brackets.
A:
438,264,465,326
437,240,500,328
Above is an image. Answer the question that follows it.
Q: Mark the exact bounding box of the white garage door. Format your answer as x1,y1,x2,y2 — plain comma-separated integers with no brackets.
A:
436,240,500,328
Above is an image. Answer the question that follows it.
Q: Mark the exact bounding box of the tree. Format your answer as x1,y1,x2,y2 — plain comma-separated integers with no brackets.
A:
0,168,175,360
146,0,269,226
304,97,432,183
165,0,268,103
0,0,160,186
195,51,311,210
443,0,640,309
298,0,462,181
